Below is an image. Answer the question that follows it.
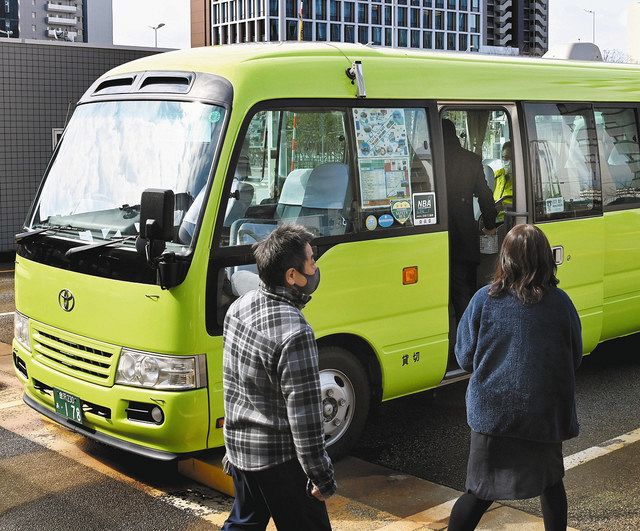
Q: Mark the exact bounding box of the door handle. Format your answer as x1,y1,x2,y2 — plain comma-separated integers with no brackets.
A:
552,246,564,265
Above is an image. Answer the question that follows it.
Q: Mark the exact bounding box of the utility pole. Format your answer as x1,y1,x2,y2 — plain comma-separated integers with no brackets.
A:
583,9,596,44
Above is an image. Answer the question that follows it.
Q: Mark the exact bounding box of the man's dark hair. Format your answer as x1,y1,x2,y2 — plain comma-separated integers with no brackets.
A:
489,224,559,304
502,141,512,152
442,118,460,152
253,224,314,289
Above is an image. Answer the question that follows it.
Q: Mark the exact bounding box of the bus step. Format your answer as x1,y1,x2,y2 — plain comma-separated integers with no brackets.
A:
440,368,470,386
178,451,235,496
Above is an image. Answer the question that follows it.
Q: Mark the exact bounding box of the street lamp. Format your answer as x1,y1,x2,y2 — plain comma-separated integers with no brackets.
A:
0,29,14,38
149,23,165,48
583,9,596,44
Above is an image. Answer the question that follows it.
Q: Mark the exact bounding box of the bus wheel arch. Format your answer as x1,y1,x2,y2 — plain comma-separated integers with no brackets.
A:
316,334,381,459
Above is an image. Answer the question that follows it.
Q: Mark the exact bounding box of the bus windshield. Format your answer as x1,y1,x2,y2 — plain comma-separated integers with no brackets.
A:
28,100,225,252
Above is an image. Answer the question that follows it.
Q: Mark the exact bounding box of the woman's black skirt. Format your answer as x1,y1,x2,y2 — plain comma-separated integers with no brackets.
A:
465,431,565,500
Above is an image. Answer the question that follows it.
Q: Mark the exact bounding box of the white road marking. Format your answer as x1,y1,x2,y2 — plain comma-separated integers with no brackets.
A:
0,311,14,317
564,427,640,470
0,400,24,410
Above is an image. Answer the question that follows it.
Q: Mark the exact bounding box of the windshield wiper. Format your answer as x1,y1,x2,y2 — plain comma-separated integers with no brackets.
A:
15,228,53,243
15,224,77,243
65,236,136,258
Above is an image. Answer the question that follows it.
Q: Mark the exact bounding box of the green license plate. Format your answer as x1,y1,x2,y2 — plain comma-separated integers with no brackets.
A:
54,388,83,423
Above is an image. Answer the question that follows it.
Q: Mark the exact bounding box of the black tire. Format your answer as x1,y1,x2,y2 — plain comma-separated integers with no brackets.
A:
318,346,370,460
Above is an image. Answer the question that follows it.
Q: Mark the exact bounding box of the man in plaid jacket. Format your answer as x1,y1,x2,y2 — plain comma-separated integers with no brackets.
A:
222,224,336,530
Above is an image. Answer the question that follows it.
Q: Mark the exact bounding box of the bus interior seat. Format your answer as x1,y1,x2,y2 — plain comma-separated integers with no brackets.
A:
296,163,351,236
223,179,255,228
173,192,193,239
227,163,351,296
275,168,313,220
230,268,261,297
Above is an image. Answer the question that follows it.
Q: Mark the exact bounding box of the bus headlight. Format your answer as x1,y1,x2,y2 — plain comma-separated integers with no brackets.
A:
115,349,207,390
14,311,31,352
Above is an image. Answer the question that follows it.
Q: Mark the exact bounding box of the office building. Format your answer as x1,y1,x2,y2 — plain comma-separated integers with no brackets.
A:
0,0,113,44
192,0,212,47
203,0,484,53
484,0,548,56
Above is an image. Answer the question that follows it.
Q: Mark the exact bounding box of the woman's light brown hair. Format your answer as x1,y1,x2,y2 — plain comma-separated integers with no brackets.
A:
489,224,559,304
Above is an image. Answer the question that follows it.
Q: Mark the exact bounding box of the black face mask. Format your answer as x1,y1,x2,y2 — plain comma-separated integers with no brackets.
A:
295,267,321,296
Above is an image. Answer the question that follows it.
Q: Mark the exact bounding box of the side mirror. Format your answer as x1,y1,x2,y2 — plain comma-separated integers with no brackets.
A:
136,188,174,264
140,188,175,241
136,188,189,290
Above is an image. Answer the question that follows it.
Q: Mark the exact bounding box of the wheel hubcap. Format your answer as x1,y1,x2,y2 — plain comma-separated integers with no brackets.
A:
319,369,355,445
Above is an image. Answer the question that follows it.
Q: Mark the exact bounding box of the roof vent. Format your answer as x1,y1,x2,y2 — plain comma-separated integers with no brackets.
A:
543,43,603,62
93,76,136,95
138,74,193,94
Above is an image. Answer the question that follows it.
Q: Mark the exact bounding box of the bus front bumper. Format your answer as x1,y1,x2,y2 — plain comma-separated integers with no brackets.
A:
12,340,210,459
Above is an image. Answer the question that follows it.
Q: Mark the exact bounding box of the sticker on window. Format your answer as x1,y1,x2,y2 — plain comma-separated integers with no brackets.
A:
365,215,378,231
412,192,437,226
544,196,564,214
353,108,411,209
391,200,412,225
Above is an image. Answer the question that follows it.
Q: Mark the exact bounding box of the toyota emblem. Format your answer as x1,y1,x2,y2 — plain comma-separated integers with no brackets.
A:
58,289,75,312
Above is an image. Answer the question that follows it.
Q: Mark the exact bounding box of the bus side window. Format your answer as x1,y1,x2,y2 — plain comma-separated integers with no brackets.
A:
594,107,640,206
524,103,602,221
221,108,357,248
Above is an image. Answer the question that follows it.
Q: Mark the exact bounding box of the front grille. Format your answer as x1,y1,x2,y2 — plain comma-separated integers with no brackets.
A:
31,323,119,386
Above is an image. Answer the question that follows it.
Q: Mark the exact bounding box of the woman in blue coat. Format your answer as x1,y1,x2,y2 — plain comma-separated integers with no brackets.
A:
448,224,583,531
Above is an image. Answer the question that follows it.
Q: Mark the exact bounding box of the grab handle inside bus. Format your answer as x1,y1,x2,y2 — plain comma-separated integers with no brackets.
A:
503,211,529,221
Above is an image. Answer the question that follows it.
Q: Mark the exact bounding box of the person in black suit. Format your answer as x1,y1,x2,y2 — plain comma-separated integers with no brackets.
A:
442,118,497,323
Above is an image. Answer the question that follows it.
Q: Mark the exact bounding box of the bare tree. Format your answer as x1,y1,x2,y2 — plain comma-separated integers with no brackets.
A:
602,49,636,64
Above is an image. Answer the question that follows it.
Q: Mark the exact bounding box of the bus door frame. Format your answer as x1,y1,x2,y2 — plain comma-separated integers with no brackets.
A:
437,102,528,226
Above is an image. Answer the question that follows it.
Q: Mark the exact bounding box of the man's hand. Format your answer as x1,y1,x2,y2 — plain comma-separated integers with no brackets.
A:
311,485,326,501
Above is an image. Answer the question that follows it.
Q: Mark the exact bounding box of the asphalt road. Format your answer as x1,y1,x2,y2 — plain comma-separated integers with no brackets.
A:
1,268,639,529
353,333,640,530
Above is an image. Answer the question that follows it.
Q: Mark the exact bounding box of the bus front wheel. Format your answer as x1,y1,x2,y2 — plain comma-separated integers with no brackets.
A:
319,347,370,460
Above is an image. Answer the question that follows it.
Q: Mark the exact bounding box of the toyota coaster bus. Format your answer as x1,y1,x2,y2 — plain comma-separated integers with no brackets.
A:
12,43,640,460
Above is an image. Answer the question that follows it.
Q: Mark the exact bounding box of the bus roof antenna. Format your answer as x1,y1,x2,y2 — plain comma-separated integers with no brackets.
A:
346,61,366,98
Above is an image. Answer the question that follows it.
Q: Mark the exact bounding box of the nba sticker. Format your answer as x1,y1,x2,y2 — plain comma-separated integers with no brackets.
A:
378,214,394,228
365,215,378,231
412,192,437,226
390,200,412,225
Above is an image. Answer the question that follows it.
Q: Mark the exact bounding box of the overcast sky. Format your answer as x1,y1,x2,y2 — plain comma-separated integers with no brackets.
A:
548,0,636,53
112,0,191,49
112,0,638,53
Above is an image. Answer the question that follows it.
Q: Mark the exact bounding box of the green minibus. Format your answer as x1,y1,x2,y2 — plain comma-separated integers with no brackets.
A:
12,43,640,460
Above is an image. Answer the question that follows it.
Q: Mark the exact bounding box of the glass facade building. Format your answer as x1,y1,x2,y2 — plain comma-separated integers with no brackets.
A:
0,0,19,38
211,0,483,52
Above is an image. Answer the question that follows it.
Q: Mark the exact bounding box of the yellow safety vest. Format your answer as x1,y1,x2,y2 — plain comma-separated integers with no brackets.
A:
493,169,513,222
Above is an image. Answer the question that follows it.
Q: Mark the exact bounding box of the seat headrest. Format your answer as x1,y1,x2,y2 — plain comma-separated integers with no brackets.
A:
279,169,312,206
301,163,350,209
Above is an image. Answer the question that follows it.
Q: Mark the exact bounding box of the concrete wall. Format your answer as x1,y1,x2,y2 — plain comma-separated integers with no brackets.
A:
0,38,160,252
85,0,113,46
